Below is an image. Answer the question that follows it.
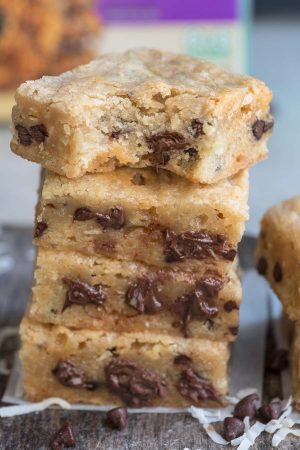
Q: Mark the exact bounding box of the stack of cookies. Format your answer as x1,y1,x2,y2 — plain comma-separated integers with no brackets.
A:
256,198,300,410
11,49,273,408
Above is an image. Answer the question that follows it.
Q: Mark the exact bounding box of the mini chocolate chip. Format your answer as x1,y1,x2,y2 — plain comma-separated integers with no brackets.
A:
190,119,205,138
234,393,259,420
252,119,274,140
164,230,236,263
177,368,221,404
110,129,122,139
106,407,128,430
29,124,48,144
257,256,268,275
15,124,32,146
131,173,146,185
173,354,193,366
184,147,198,159
34,221,48,238
229,327,239,336
172,277,223,337
223,417,245,441
224,301,239,312
51,421,76,450
258,399,282,421
105,358,167,407
125,277,162,314
273,262,282,282
96,206,125,230
62,277,106,312
52,360,96,390
73,207,95,221
146,131,191,166
266,349,289,372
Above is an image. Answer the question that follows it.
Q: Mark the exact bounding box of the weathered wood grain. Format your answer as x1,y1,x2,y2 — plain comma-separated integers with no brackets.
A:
0,228,297,450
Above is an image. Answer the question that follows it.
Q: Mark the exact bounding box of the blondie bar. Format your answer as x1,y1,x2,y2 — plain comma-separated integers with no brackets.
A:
20,318,229,407
291,325,300,411
256,197,300,321
11,48,273,183
34,168,248,273
28,248,241,340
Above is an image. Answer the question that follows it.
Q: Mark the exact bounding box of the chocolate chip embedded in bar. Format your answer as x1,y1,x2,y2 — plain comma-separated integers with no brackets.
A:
105,358,167,407
51,422,76,450
163,230,237,263
106,407,128,430
34,168,248,273
20,318,229,407
29,247,241,342
62,277,106,312
11,48,272,183
52,360,97,390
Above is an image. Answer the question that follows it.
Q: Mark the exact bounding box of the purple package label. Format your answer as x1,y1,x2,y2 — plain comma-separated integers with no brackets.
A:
97,0,239,23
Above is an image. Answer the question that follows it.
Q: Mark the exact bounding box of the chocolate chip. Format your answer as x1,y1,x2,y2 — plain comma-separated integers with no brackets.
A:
34,221,48,238
96,206,125,230
273,262,282,282
51,421,76,450
252,119,274,140
73,207,95,221
177,368,221,404
258,399,282,422
173,354,192,366
110,129,122,139
125,277,162,314
105,358,167,407
15,124,32,146
146,131,191,166
62,277,106,312
190,119,205,138
106,407,128,430
52,360,96,390
266,349,289,372
29,124,48,144
164,230,236,263
223,417,245,441
131,173,146,185
234,393,259,420
229,327,239,336
257,256,268,275
172,277,223,337
184,147,198,159
224,301,239,312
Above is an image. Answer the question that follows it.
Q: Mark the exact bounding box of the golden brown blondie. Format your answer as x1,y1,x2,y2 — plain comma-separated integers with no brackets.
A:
34,168,249,273
20,318,229,407
11,48,273,183
28,248,241,340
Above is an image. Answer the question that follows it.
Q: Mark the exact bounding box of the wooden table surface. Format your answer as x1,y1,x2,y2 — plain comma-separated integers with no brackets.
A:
0,227,298,450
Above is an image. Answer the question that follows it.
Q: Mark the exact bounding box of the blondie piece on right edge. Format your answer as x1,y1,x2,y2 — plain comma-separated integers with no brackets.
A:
28,248,241,341
34,168,249,274
20,318,229,407
256,197,300,321
11,48,273,183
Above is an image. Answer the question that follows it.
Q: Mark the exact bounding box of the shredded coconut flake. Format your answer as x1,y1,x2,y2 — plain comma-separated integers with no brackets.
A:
272,427,300,447
203,424,228,445
0,397,71,417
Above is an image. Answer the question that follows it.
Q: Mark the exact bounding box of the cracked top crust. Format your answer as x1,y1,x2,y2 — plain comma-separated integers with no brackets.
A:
14,48,271,112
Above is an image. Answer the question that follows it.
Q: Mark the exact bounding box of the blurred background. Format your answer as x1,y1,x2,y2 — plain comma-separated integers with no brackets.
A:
0,0,299,238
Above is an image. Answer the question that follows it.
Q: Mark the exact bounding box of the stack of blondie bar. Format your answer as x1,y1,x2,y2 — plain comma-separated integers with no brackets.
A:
11,49,273,408
256,198,300,410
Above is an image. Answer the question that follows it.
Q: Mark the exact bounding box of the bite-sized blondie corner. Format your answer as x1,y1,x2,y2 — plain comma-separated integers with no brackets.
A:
34,168,249,273
20,318,229,407
11,48,273,183
256,197,300,321
28,248,241,340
